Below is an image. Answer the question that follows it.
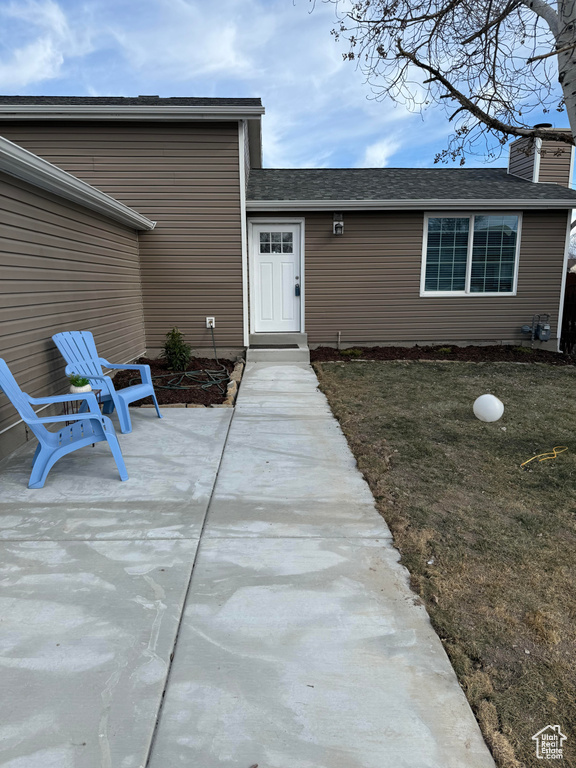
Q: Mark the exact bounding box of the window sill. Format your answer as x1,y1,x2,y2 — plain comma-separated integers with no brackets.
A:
420,291,517,298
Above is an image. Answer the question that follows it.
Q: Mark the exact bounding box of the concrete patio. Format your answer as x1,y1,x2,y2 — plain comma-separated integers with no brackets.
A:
0,363,495,768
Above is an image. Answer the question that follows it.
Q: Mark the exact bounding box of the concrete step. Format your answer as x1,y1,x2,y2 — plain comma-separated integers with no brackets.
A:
246,345,310,363
249,332,308,346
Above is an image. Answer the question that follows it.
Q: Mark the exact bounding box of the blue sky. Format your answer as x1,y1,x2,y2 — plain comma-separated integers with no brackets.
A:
0,0,569,169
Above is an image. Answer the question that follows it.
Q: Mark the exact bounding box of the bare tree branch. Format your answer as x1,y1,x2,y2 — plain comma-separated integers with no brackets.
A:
528,41,576,62
461,0,521,44
322,0,576,162
397,41,573,143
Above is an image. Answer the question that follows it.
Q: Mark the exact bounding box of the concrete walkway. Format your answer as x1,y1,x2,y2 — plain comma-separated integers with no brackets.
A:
0,363,495,768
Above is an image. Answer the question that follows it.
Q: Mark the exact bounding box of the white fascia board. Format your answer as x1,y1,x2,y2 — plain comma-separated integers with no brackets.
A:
0,136,155,230
0,105,265,121
533,137,542,182
246,198,576,211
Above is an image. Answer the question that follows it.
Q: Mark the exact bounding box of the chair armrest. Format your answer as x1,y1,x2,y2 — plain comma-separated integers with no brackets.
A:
28,392,101,410
64,363,111,382
28,412,105,426
99,360,152,384
100,360,147,372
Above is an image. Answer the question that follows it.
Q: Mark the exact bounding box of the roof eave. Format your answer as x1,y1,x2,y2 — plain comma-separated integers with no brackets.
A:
246,198,576,211
0,104,265,121
0,136,156,230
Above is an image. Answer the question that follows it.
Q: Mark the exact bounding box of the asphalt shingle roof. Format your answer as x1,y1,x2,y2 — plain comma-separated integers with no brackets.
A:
247,167,576,203
0,96,263,107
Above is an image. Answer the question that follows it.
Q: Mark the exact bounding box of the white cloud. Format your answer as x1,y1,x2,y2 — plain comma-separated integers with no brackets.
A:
2,0,68,34
109,0,265,81
0,37,64,89
0,0,93,88
359,137,402,167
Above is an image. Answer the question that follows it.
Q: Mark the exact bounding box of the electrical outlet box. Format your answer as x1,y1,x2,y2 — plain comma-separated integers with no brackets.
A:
206,317,215,328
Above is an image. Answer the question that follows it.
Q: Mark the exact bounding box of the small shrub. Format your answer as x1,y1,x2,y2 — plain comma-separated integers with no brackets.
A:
69,374,90,387
340,347,363,358
162,327,192,371
437,346,452,354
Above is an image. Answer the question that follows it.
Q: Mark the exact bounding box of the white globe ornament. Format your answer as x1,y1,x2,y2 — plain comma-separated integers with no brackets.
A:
473,394,504,423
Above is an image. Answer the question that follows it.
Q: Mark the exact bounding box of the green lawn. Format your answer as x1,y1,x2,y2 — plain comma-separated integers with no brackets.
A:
314,360,576,768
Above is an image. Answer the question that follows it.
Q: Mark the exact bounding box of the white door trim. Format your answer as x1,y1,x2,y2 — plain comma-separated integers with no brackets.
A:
248,218,305,334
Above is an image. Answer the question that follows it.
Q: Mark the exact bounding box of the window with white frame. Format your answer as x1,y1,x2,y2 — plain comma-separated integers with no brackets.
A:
422,214,520,295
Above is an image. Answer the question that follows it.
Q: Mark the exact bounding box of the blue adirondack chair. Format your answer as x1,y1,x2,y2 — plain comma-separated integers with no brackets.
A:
0,358,128,489
52,331,162,434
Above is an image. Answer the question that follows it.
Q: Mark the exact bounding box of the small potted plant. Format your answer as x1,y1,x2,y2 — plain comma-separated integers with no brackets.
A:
69,374,92,394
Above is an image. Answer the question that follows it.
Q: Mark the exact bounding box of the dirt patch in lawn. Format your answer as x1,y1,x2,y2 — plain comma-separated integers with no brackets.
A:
314,360,576,768
311,344,573,366
113,356,235,407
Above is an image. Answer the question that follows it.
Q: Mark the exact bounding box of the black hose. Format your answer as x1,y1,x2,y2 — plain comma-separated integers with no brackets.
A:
147,366,229,394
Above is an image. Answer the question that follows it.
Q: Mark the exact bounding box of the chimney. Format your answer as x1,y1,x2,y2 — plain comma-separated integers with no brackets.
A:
508,126,575,187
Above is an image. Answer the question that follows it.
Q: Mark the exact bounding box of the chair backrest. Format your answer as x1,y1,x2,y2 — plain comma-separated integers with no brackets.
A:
53,331,104,378
0,359,45,439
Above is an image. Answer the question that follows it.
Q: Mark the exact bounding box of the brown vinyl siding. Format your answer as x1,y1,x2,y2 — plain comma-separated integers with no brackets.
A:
0,121,244,350
249,210,568,347
509,136,574,187
538,139,573,187
0,171,144,458
508,138,535,181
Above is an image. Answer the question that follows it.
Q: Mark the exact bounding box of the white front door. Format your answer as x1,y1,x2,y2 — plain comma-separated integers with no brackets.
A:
251,223,301,333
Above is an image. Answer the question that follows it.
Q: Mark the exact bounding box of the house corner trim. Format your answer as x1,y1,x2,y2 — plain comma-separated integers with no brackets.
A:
239,121,249,347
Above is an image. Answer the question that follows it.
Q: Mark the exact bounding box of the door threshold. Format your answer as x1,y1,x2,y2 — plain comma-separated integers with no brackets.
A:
249,344,299,349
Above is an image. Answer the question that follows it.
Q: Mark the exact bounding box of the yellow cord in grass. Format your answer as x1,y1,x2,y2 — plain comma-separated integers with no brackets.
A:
521,446,568,468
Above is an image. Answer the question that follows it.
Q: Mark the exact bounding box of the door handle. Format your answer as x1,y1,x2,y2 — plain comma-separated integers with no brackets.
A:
295,284,301,297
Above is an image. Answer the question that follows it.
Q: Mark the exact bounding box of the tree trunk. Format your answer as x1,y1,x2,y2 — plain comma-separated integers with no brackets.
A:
557,1,576,143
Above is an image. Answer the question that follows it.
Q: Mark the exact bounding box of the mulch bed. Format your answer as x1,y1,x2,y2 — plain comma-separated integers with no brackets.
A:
310,344,574,366
113,356,235,407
